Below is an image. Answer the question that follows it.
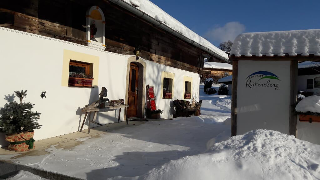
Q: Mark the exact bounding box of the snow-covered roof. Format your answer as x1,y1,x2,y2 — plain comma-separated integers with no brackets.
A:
218,75,232,83
112,0,228,60
203,62,232,70
298,61,320,69
231,29,320,57
205,78,214,82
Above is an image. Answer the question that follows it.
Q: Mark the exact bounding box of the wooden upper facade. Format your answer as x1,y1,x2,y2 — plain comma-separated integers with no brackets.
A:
0,0,226,73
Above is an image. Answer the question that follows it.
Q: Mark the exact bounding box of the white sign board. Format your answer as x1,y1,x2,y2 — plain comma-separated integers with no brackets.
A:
237,61,291,135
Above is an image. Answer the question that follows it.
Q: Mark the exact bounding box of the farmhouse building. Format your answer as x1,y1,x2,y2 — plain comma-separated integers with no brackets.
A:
0,0,227,143
201,62,232,83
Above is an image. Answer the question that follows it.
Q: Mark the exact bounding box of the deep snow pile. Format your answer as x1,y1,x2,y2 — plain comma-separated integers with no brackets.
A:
231,29,320,57
144,129,320,180
296,96,320,113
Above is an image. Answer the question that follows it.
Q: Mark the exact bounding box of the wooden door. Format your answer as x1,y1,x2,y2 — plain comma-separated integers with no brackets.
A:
127,63,139,118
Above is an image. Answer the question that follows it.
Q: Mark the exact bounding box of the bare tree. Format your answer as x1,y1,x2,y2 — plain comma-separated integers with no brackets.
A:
219,40,233,54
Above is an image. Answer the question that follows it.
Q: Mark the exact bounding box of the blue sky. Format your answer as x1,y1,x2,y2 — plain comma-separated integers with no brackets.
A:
149,0,320,46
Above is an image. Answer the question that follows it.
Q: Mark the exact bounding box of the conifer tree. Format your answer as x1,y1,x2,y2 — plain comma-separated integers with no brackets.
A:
0,90,41,135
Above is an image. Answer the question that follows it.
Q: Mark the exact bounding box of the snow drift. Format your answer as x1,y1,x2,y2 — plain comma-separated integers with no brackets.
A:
296,96,320,114
144,129,320,180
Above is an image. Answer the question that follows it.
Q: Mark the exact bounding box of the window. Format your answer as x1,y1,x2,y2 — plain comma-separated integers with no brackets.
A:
314,77,320,88
184,81,191,99
161,71,174,99
163,78,173,99
307,79,314,89
68,60,93,87
86,6,106,50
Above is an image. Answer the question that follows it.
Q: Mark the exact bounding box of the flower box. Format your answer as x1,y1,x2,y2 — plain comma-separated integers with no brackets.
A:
146,108,162,119
147,112,161,119
299,114,320,123
164,92,172,99
184,93,191,99
68,77,93,87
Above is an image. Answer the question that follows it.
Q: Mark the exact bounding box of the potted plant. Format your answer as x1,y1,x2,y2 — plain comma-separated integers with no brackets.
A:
0,90,41,152
146,108,163,119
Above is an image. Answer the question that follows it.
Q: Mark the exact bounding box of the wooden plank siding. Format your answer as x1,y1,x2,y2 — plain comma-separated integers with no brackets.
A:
289,60,298,136
0,0,215,72
229,54,320,62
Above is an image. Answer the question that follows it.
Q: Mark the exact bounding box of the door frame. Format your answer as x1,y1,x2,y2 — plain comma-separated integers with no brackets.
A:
125,56,146,120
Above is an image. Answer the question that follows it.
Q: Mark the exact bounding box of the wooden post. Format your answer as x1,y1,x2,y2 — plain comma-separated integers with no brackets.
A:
289,60,298,136
88,113,91,134
231,59,238,136
79,112,88,132
88,112,97,134
118,108,121,123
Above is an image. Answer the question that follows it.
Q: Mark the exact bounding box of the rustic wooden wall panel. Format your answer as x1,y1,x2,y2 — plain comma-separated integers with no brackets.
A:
0,0,217,72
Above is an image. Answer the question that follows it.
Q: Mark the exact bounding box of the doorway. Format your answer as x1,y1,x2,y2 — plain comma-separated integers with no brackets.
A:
127,63,139,118
125,58,146,120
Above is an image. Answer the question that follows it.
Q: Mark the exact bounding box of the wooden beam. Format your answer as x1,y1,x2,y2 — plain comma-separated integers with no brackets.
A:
202,68,233,72
289,60,298,136
231,60,238,136
230,54,320,62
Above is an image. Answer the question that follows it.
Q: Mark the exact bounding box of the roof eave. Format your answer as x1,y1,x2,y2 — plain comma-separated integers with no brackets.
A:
108,0,228,62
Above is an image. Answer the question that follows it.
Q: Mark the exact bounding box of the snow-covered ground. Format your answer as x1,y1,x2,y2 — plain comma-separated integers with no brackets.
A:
0,85,231,180
3,85,320,180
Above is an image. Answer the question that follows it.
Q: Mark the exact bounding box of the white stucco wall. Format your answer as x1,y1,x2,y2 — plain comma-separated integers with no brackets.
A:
297,74,320,95
0,28,200,144
144,61,200,119
0,28,129,142
296,75,320,145
237,61,291,135
297,116,320,145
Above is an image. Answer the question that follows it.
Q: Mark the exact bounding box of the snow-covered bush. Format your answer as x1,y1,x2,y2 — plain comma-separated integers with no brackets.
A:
206,87,217,94
218,84,228,95
204,78,214,93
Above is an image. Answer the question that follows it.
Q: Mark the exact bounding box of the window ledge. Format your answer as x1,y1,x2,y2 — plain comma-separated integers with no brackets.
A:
163,92,172,99
69,77,94,87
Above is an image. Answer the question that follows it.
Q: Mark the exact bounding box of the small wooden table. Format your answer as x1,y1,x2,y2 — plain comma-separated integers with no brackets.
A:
79,104,128,133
